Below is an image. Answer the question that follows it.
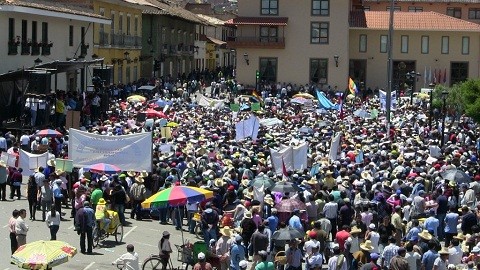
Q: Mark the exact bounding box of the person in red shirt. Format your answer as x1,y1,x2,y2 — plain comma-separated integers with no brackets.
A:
335,225,351,252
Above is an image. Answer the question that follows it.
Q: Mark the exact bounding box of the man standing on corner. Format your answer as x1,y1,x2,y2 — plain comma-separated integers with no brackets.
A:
75,201,95,254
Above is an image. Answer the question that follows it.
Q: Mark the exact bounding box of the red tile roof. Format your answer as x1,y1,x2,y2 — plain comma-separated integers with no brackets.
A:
226,17,288,26
350,11,480,31
363,0,480,2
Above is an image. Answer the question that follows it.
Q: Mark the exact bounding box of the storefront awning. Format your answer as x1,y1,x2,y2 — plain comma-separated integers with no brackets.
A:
206,36,227,46
0,58,105,82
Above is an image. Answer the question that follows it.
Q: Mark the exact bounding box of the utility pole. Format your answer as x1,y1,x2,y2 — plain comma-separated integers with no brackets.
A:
386,0,395,135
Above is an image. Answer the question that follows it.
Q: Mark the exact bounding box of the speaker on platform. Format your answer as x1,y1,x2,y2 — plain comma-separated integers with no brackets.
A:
93,68,112,86
29,72,51,94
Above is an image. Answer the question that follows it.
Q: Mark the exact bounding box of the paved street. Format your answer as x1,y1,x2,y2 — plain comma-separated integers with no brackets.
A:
0,195,197,270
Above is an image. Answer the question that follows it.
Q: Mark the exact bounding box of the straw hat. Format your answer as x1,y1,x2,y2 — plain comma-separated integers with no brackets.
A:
453,232,465,240
127,171,136,177
360,240,374,251
241,179,250,187
361,171,372,181
47,159,56,167
187,162,196,169
140,170,148,178
214,178,225,188
350,226,362,234
307,177,318,185
439,247,450,255
418,230,432,241
264,195,274,206
54,169,65,176
98,198,107,205
244,211,253,219
220,226,233,237
135,176,145,183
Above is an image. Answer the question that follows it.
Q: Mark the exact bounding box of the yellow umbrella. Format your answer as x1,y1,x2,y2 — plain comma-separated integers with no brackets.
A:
166,122,179,127
417,93,430,100
126,95,146,102
293,93,315,99
11,240,77,269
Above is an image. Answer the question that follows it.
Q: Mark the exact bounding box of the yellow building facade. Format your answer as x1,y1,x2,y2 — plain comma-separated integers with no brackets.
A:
92,0,143,85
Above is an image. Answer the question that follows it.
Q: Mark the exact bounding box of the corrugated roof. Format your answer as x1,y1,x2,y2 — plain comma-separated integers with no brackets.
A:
0,0,107,19
350,11,480,31
363,0,480,2
226,17,288,26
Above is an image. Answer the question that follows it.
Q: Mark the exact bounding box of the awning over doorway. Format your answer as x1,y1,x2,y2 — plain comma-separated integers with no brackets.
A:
0,58,105,82
206,36,227,46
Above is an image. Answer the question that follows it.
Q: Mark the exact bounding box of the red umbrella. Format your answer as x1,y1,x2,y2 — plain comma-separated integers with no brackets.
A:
143,108,167,118
275,198,306,213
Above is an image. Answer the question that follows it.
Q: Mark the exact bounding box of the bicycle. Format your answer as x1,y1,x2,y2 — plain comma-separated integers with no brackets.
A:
142,254,174,270
92,210,124,248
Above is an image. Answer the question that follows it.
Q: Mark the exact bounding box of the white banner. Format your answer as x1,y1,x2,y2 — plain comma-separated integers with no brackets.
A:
19,150,50,175
69,129,152,172
198,96,224,109
329,133,341,161
235,116,260,141
270,142,309,174
1,152,17,167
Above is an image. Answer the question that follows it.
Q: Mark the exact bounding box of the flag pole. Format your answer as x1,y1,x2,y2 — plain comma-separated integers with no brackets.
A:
386,0,395,137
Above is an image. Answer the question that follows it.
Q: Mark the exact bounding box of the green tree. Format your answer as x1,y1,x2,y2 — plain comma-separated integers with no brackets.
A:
458,79,480,123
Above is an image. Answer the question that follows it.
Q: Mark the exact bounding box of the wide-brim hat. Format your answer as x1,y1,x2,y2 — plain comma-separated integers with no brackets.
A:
99,175,109,182
350,226,362,234
214,178,225,188
439,247,450,255
54,169,65,176
135,176,145,183
127,171,136,177
241,179,250,187
453,232,465,240
307,178,318,185
264,195,274,206
244,211,252,219
47,159,56,167
360,240,374,251
140,170,148,178
187,162,195,169
418,230,432,241
220,226,232,236
361,171,372,181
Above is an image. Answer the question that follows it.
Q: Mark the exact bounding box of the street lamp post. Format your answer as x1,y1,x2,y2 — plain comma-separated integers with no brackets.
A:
440,90,448,148
428,83,435,129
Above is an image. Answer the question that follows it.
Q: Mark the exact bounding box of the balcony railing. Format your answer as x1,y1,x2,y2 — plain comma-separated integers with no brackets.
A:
227,36,285,49
112,32,124,46
99,31,109,46
134,36,142,47
21,42,31,55
31,44,40,56
41,44,52,55
124,35,136,47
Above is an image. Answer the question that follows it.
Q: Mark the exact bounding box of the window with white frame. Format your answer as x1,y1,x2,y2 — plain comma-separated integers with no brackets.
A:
401,35,408,53
441,36,449,54
421,36,429,54
380,35,387,53
462,36,470,55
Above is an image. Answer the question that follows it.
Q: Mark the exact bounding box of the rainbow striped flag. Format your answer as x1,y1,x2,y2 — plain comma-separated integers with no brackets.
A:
348,77,358,95
252,89,263,104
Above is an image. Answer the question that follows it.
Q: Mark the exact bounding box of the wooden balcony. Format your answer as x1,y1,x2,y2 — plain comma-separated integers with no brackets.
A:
227,36,285,49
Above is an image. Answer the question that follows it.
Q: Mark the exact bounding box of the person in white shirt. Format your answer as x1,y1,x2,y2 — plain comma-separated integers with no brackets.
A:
306,243,323,270
405,242,421,270
20,133,30,152
45,206,61,240
447,238,462,265
15,209,29,246
112,244,139,270
328,245,348,270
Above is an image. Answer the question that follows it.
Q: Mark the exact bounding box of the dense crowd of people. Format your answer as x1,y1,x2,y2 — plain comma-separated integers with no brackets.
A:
1,76,480,270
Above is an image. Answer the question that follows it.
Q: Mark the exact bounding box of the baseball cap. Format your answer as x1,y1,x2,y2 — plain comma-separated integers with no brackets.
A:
198,252,206,260
370,253,379,260
239,260,248,268
369,224,376,230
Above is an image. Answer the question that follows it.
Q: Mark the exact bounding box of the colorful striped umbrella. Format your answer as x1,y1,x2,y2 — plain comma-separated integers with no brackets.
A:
36,129,62,137
141,186,213,208
84,163,121,174
11,240,77,269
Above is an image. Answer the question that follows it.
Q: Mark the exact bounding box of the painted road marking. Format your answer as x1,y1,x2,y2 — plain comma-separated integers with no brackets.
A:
123,226,137,239
83,262,95,270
